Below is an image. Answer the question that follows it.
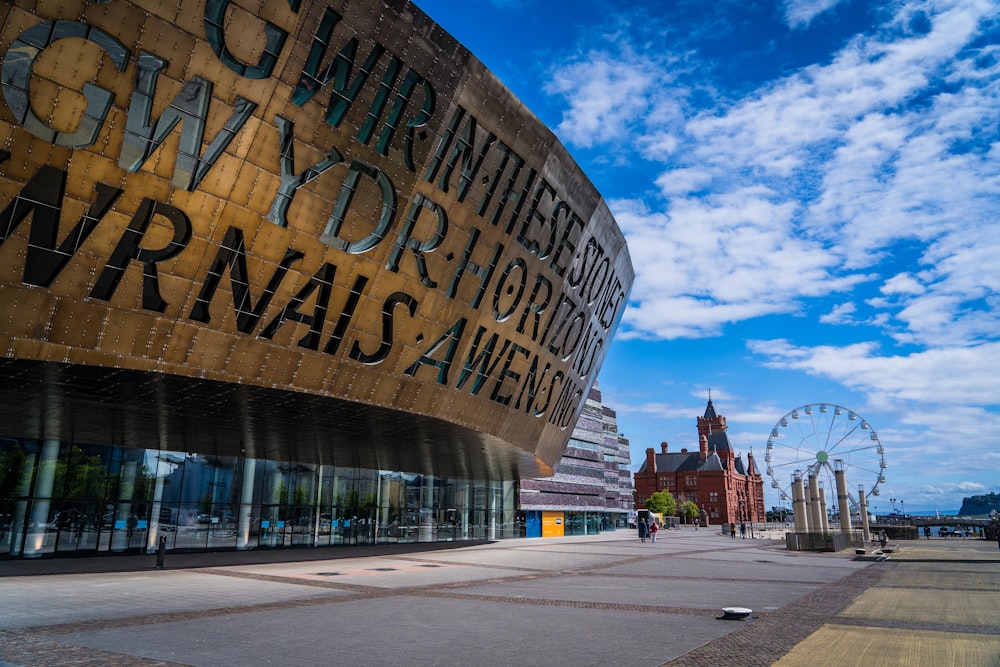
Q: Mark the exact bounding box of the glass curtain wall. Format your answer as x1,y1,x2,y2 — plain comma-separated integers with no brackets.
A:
0,436,516,559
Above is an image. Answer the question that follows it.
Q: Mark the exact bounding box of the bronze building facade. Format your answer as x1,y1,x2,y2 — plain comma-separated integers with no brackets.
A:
0,0,633,557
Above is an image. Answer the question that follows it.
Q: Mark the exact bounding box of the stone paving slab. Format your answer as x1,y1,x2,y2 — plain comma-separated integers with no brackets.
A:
0,571,346,630
215,557,528,589
42,596,725,667
890,543,1000,562
839,588,1000,627
877,567,1000,591
603,555,867,584
772,625,1000,667
387,547,621,571
670,548,869,572
451,573,824,612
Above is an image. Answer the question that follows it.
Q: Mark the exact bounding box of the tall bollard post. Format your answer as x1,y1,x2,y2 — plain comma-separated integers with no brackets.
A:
155,535,166,570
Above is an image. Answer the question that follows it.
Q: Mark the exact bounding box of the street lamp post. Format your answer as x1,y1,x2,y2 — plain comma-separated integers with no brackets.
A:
890,498,897,514
738,497,746,538
858,484,871,543
900,500,904,517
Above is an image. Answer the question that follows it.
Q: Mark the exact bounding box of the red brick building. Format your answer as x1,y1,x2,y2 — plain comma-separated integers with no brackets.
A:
633,399,764,526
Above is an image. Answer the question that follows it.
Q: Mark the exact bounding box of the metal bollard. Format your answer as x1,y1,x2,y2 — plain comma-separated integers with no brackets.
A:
155,535,166,569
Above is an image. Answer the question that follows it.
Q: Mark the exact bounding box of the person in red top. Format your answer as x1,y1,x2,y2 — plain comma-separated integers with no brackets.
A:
650,521,659,543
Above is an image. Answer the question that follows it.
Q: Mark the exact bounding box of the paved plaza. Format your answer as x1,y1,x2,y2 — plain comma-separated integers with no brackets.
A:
1,528,998,666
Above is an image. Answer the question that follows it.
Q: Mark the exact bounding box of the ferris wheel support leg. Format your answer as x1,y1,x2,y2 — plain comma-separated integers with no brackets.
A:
819,487,830,534
835,467,852,535
808,475,822,534
792,474,808,533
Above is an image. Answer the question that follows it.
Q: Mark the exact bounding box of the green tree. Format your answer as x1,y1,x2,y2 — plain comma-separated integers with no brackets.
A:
0,441,28,496
646,490,676,517
680,501,698,523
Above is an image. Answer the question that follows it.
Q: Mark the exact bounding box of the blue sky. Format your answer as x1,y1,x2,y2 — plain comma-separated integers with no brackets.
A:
413,0,1000,513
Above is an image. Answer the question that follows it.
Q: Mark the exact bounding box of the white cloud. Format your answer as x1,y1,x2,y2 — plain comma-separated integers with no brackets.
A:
783,0,847,29
544,51,659,149
747,338,1000,407
955,481,988,492
819,302,857,324
610,185,869,339
881,273,926,296
653,167,714,196
548,0,999,350
543,0,1000,514
637,131,681,161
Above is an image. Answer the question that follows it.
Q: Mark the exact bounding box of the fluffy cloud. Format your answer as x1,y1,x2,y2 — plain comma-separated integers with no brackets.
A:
747,338,1000,406
548,0,999,351
544,51,660,149
819,302,857,324
535,0,998,510
783,0,848,29
881,274,926,296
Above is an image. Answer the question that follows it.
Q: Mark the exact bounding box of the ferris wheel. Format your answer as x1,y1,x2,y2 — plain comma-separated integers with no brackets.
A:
764,404,886,511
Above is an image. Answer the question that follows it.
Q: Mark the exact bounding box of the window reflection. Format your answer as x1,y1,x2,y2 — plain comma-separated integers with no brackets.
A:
0,436,517,558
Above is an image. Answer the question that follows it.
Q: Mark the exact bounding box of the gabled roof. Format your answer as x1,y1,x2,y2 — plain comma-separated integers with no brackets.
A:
707,430,733,452
733,456,746,475
702,449,725,471
639,451,729,475
637,448,758,478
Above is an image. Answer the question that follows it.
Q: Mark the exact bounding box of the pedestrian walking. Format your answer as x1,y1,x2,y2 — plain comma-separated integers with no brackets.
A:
650,521,659,543
730,522,736,539
878,529,887,550
739,521,746,539
638,518,647,543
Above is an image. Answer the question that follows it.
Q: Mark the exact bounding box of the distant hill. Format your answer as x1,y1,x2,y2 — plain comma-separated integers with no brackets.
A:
957,493,999,516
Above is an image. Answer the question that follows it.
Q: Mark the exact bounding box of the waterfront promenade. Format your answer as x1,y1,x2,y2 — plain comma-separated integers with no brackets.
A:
1,529,998,666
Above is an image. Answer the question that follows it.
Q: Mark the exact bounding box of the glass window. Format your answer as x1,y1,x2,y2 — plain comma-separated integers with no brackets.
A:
0,435,520,558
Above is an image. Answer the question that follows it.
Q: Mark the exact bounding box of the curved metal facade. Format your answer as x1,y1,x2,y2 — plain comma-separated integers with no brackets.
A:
0,1,631,498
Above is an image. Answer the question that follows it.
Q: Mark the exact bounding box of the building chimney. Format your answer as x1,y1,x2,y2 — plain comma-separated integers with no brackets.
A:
660,441,668,454
699,433,708,462
645,447,656,473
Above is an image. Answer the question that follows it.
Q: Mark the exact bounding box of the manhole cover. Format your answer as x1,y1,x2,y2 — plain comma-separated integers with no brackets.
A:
420,564,443,568
371,567,396,571
315,572,342,576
